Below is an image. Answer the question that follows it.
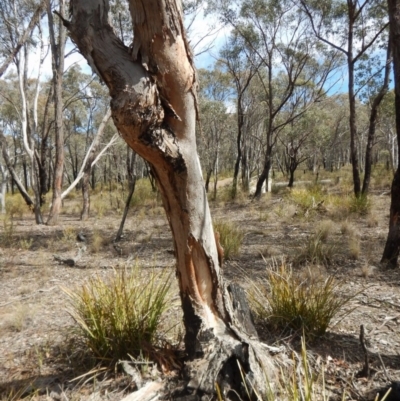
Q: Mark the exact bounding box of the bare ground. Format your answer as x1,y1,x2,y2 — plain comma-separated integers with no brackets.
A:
1,184,400,401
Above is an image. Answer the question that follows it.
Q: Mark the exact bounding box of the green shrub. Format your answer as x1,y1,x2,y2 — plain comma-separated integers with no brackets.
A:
214,220,244,259
249,262,355,339
63,266,173,364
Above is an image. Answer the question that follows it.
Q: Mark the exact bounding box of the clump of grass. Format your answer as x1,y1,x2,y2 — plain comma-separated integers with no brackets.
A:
19,238,33,250
249,262,355,339
62,266,173,365
287,185,325,212
92,198,109,218
348,237,361,260
90,230,105,253
1,304,32,333
340,220,356,236
62,226,76,242
1,216,14,247
349,194,370,215
214,220,244,260
316,220,335,241
295,231,335,266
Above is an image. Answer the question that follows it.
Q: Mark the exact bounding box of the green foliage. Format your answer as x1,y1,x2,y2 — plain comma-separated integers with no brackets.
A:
214,220,244,259
249,262,354,339
63,266,173,365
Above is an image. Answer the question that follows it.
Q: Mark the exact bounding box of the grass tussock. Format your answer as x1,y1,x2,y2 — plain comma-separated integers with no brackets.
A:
1,216,14,247
62,266,173,365
349,194,371,215
295,231,335,266
287,185,325,213
90,230,105,254
249,262,355,339
214,220,244,259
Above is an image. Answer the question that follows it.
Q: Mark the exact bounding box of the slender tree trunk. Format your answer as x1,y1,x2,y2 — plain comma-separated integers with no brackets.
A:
348,56,361,197
115,151,137,241
63,1,276,396
382,0,400,267
255,142,272,197
288,166,295,188
47,0,66,225
205,168,212,193
0,164,8,214
232,97,244,198
362,42,391,195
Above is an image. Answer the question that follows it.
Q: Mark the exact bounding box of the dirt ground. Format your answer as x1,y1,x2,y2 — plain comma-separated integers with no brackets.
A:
1,181,400,401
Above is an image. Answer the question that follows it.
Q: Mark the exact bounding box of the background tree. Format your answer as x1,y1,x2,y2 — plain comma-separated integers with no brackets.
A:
215,0,341,197
301,0,389,197
46,0,66,225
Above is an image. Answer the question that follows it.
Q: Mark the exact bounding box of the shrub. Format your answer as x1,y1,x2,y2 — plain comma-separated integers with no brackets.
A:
5,194,27,219
62,266,173,365
249,262,355,339
214,220,244,260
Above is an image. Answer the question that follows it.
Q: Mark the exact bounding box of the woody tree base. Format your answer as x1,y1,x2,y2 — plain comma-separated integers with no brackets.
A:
61,0,280,399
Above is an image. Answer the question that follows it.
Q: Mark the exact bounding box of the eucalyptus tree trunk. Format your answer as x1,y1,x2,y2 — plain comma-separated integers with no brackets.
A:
62,0,277,397
46,0,66,225
382,0,400,267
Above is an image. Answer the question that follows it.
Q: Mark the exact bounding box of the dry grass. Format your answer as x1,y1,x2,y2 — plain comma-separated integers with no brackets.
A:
295,231,336,266
62,265,174,365
214,220,244,259
348,237,361,260
0,304,33,333
249,261,356,339
90,230,105,254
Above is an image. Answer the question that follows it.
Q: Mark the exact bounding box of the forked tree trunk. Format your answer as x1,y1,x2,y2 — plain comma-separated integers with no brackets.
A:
382,0,400,268
62,0,277,397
